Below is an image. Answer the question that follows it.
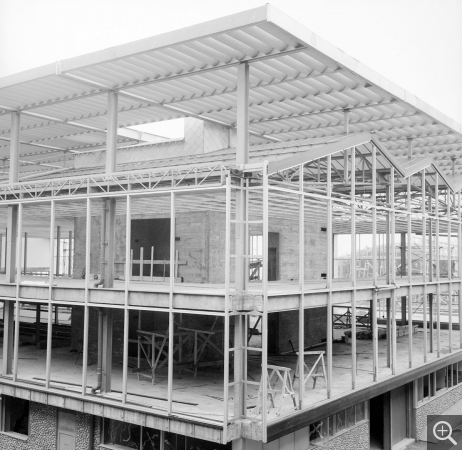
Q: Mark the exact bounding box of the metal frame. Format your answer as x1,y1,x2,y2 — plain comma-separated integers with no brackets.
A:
2,133,462,444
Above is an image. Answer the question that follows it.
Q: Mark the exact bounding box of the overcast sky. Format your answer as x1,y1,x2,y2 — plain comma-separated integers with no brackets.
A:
1,0,461,131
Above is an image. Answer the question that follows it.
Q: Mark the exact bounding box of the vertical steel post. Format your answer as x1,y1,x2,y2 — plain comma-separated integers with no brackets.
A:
448,189,452,352
458,191,462,349
167,192,175,414
422,170,428,361
298,164,305,407
234,61,249,421
23,232,27,275
327,155,333,395
435,174,441,358
82,197,91,395
122,195,131,403
45,200,55,389
351,147,356,388
56,225,61,276
12,203,22,382
106,91,118,174
68,230,73,277
236,63,249,166
262,161,269,442
390,167,397,374
222,177,231,443
372,145,378,381
343,109,350,181
407,176,413,368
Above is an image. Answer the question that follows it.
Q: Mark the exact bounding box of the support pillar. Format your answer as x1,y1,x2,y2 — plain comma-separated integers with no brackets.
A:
103,91,118,288
35,304,41,348
23,232,27,275
386,298,391,367
68,231,73,277
401,297,407,326
234,62,249,418
106,91,118,174
0,234,3,273
101,309,113,393
429,293,434,353
4,229,7,272
56,225,61,276
2,301,14,374
103,198,116,288
6,208,18,283
343,109,350,181
401,230,407,326
3,112,20,375
6,111,20,282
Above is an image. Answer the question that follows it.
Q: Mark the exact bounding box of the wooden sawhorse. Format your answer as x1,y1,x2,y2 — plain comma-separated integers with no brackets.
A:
293,351,327,393
256,364,297,416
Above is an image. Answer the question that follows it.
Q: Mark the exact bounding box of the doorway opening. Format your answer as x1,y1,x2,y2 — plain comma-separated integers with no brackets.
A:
370,394,384,449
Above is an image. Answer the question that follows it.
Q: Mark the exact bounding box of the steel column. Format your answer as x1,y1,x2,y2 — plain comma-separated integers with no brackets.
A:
106,91,118,174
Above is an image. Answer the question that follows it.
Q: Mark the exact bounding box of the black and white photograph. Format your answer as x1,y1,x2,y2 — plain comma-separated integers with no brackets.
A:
0,1,461,449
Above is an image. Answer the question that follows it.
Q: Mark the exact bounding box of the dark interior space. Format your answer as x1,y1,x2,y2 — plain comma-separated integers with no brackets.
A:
131,218,171,277
370,394,384,449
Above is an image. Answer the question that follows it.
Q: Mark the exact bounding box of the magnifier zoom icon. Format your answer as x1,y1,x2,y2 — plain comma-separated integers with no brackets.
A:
433,421,458,446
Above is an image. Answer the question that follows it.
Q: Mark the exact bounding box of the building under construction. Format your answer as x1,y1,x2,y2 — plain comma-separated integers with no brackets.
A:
0,5,461,450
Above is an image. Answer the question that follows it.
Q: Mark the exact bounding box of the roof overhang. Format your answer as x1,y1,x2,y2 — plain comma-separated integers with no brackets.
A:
0,4,461,180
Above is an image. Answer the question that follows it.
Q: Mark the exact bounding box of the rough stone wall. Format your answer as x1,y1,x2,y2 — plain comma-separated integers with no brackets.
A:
93,416,101,450
0,402,57,450
415,383,462,440
76,412,94,449
0,401,97,450
244,423,368,450
311,421,369,450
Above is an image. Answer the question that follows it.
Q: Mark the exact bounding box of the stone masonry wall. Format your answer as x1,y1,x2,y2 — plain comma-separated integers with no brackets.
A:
311,421,369,450
241,422,367,450
73,210,327,285
93,416,101,450
415,383,462,440
0,401,96,450
0,403,57,450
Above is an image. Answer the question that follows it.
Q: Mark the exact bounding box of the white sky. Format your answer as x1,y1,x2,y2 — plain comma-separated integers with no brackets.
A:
1,0,461,138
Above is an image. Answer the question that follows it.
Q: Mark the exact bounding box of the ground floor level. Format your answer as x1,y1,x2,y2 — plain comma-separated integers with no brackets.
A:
1,361,462,450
